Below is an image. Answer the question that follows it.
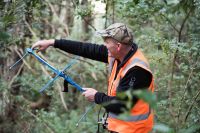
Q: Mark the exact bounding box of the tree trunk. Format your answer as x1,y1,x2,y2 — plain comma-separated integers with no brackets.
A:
81,0,93,41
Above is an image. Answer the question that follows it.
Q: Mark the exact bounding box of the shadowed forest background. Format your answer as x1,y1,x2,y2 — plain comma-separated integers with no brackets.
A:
0,0,200,133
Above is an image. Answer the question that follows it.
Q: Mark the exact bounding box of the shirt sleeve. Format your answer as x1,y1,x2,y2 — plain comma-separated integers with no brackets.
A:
54,39,108,63
94,66,152,114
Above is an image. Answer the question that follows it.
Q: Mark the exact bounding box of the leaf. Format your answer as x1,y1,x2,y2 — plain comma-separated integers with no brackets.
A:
3,15,16,25
132,90,157,109
0,32,11,41
167,0,180,5
153,123,173,133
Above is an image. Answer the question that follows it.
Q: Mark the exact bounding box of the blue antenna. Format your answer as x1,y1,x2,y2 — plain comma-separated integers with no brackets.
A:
9,51,28,69
9,48,84,92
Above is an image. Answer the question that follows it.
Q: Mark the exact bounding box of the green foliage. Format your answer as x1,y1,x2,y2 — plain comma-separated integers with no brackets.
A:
0,31,11,41
117,89,157,110
75,4,94,18
132,90,157,109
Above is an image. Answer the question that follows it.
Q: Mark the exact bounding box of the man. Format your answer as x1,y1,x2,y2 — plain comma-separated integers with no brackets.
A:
32,23,154,133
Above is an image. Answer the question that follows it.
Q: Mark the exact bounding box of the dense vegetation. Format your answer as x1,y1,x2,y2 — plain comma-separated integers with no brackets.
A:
0,0,199,133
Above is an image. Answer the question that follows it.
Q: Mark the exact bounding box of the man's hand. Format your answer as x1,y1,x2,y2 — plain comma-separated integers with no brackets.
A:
82,88,98,102
31,39,55,52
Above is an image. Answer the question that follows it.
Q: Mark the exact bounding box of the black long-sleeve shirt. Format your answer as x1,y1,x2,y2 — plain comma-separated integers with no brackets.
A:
54,39,152,114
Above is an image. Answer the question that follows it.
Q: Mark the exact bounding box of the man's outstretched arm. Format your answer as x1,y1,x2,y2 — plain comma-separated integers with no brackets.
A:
54,39,108,63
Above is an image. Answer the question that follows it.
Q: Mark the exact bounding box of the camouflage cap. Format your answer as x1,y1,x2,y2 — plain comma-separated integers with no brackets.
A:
97,23,133,45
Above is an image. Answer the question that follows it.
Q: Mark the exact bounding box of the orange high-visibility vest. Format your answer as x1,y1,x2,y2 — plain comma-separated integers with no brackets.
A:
107,49,154,133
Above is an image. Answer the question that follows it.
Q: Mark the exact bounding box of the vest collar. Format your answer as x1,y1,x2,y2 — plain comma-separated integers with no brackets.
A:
117,43,138,70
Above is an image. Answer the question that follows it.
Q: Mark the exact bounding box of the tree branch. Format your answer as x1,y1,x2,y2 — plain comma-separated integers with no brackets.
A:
184,88,200,122
55,82,68,111
14,47,35,73
178,9,193,42
8,61,24,89
177,57,199,122
160,13,179,33
24,17,38,39
83,17,97,31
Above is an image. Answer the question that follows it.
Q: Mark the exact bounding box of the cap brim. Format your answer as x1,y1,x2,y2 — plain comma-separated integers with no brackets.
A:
96,30,111,37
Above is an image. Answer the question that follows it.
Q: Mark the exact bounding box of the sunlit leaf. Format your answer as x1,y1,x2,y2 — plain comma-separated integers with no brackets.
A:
154,123,173,133
132,90,157,109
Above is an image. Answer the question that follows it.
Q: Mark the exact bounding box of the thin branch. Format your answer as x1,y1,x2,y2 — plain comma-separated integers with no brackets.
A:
178,9,193,42
24,17,38,39
55,82,68,111
177,68,193,117
177,57,199,122
40,63,51,77
160,13,179,33
167,51,177,121
14,47,35,73
8,62,24,89
83,17,97,31
184,88,200,122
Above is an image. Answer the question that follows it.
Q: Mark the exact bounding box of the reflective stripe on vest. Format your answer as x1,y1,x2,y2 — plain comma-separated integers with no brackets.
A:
108,57,115,75
109,109,151,122
132,58,149,68
122,58,150,77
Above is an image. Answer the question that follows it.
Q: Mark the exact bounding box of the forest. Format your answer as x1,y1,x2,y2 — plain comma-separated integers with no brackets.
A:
0,0,200,133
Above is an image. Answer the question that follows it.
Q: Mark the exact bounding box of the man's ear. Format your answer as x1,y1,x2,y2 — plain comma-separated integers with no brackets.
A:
117,43,122,51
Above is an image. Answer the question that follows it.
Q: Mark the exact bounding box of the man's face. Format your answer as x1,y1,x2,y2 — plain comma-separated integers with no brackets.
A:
104,38,119,58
